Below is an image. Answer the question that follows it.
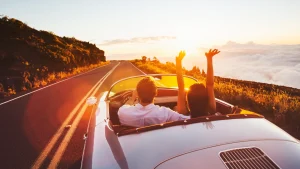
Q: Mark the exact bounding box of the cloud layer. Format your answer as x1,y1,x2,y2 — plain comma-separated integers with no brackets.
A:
193,41,300,89
107,40,300,89
99,36,176,46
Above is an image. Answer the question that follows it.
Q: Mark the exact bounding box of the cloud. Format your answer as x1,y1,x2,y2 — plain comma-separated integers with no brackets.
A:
194,41,300,89
106,40,300,89
99,36,176,46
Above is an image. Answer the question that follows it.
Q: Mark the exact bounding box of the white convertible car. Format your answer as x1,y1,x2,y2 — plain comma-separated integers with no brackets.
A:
81,74,300,169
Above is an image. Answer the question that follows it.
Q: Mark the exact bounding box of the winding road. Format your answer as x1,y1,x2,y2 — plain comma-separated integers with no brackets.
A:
0,61,144,169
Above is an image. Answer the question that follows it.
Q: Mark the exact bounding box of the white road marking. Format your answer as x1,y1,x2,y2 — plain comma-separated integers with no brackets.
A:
0,63,111,106
129,61,146,75
47,63,120,169
30,62,120,169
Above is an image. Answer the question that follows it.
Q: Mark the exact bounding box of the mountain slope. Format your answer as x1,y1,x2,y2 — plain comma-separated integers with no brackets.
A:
0,16,107,96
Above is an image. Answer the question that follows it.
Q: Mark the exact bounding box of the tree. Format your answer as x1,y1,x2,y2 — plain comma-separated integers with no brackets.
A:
141,56,147,63
190,66,201,76
0,15,8,21
153,56,159,64
166,62,175,67
201,69,206,77
101,56,106,62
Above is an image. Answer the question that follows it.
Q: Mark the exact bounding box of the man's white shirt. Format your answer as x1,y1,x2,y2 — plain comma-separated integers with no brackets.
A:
118,103,190,127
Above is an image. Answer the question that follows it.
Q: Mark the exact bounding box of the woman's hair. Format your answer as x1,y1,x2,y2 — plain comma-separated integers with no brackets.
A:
186,83,209,118
136,77,157,103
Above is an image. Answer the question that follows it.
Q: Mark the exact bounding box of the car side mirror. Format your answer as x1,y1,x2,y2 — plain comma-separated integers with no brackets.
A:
86,96,97,106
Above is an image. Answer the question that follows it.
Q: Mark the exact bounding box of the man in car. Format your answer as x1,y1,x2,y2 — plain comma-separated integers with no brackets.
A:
118,76,189,127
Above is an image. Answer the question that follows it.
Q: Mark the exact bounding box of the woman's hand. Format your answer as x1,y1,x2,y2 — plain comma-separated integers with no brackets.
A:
176,50,186,63
205,49,220,59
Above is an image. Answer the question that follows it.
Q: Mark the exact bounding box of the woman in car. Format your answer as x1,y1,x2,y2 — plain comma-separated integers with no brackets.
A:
176,49,220,118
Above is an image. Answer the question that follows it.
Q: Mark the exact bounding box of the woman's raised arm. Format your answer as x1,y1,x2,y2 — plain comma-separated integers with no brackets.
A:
205,49,220,113
176,51,188,115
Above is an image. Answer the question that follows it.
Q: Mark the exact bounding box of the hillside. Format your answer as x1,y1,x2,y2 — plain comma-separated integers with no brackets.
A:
131,58,300,138
0,16,107,97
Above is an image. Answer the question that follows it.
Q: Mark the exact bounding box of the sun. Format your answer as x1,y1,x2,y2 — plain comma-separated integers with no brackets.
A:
173,36,199,57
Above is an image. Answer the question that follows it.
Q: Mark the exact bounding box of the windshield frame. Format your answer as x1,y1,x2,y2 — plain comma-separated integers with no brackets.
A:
105,74,198,101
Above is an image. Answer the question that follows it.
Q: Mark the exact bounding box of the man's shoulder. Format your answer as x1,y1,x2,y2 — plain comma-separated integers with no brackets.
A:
158,105,173,110
118,104,135,114
156,105,178,114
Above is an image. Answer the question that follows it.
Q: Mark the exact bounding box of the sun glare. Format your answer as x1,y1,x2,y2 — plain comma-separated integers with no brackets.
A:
173,35,200,57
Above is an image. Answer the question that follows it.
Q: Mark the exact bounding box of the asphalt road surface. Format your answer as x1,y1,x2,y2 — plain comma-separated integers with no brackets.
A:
0,61,145,169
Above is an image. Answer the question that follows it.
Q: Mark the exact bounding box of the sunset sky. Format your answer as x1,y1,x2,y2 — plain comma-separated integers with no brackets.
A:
2,0,300,60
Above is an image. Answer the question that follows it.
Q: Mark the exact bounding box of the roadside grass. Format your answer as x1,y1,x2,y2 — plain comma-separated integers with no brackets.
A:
131,59,300,137
32,61,110,88
2,61,109,96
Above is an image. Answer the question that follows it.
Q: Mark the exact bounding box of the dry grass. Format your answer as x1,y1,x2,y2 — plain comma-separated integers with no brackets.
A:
131,59,300,136
8,88,16,95
0,83,4,92
31,61,110,90
47,73,57,83
2,61,110,96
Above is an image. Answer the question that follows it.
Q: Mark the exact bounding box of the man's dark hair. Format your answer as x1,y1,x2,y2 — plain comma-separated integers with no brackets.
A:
186,83,209,118
136,77,157,103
